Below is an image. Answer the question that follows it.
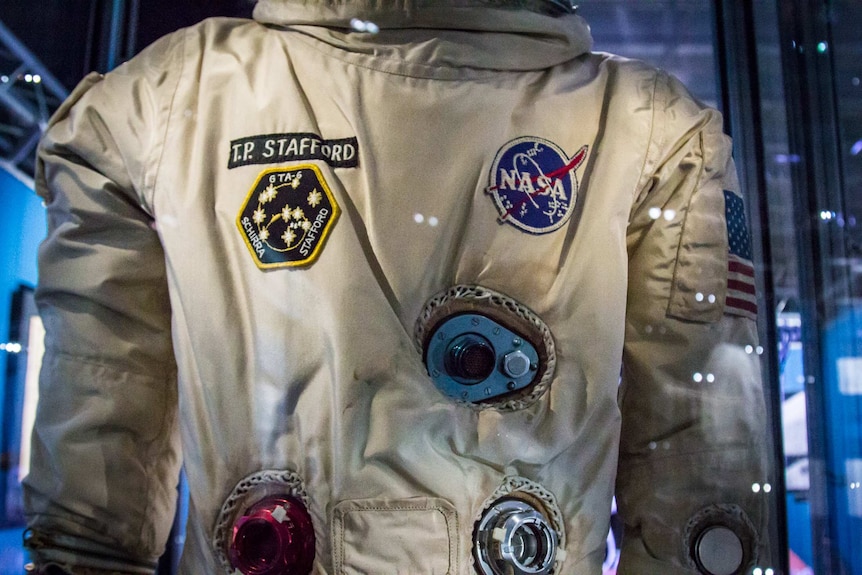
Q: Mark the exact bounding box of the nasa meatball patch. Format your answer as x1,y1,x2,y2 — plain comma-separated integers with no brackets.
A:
237,165,339,269
486,137,588,235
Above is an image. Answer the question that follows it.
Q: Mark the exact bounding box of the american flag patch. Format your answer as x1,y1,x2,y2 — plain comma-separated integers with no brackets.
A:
724,190,758,319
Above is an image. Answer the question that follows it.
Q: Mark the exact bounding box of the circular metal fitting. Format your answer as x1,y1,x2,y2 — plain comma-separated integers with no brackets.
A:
693,526,744,575
446,334,496,383
415,285,557,411
474,498,558,575
684,504,757,575
229,495,315,575
425,313,540,404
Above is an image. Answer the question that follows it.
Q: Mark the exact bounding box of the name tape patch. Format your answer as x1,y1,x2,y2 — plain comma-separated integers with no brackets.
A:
486,137,588,235
237,165,339,269
228,132,359,169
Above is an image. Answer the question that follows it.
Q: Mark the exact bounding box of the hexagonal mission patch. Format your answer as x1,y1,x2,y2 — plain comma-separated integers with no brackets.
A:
237,165,339,269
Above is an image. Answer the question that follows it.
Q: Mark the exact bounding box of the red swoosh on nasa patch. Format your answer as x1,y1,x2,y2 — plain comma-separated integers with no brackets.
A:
488,145,588,220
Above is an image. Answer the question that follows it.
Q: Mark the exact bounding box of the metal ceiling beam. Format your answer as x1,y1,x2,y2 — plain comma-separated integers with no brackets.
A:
0,16,67,188
0,18,68,101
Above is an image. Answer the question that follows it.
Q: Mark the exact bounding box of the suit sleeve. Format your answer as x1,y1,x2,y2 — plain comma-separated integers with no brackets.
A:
617,71,771,574
22,31,185,575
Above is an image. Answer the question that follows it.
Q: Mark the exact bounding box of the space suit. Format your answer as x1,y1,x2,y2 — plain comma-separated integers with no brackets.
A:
23,0,772,574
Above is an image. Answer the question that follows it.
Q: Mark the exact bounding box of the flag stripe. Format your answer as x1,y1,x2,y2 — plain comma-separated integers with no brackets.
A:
727,255,758,318
728,259,755,277
728,278,756,295
726,296,758,315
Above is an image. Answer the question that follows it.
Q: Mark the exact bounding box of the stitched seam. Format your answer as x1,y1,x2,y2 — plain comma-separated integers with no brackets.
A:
136,364,178,558
631,69,663,208
335,504,459,574
288,29,510,82
43,348,172,381
666,131,707,318
146,28,187,211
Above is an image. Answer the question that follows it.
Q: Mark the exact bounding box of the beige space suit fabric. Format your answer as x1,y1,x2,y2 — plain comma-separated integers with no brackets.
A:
24,1,771,573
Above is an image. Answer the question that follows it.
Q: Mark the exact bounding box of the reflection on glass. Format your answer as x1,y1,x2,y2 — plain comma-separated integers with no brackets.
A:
756,0,862,572
584,2,743,574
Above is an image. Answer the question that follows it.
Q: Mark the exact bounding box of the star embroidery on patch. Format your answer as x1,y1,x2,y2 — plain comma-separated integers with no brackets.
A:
261,184,277,203
307,190,322,207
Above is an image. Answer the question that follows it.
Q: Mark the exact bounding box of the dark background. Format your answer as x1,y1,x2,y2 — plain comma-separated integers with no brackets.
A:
0,0,254,93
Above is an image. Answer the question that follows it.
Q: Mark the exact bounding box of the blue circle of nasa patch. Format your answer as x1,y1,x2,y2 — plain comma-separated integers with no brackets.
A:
486,137,588,235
